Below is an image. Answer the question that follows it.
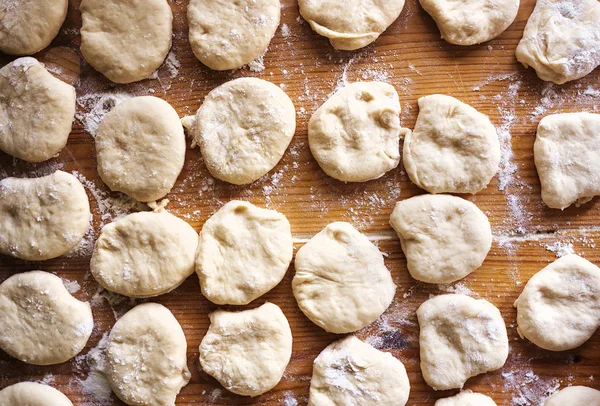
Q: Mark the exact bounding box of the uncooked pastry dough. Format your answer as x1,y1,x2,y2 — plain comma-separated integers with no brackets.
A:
0,382,73,405
192,77,296,185
199,302,292,396
435,390,497,406
308,336,410,406
544,386,600,406
403,94,500,194
0,271,93,365
293,222,395,334
0,170,90,261
390,194,492,283
417,294,509,390
0,57,76,162
196,200,293,305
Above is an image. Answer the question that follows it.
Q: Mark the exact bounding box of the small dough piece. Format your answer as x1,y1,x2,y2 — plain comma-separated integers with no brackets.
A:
514,254,600,351
0,57,76,162
196,200,293,305
308,82,404,182
199,302,293,397
106,303,191,406
0,170,90,261
435,390,497,406
193,77,296,185
0,382,73,405
403,94,500,194
308,336,410,406
95,96,185,202
298,0,405,50
390,194,492,283
544,386,600,406
188,0,280,70
80,0,173,83
515,0,600,84
293,222,395,333
417,294,509,390
0,271,93,365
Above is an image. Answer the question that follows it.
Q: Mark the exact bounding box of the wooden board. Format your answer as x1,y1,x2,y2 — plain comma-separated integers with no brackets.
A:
1,0,600,404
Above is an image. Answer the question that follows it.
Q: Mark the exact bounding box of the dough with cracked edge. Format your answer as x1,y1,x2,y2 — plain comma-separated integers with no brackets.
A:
308,336,410,406
390,194,492,283
188,0,280,70
293,221,395,334
544,386,600,406
199,302,292,396
0,271,93,365
403,94,500,194
515,0,600,84
417,294,509,390
196,200,293,305
0,57,76,162
0,382,73,405
0,170,90,261
435,390,497,405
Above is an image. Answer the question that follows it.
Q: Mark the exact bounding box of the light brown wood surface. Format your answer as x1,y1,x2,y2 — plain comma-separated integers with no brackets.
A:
1,0,600,405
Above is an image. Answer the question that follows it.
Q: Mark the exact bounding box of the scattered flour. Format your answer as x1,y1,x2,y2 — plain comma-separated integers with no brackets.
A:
281,23,291,38
543,241,575,257
62,279,81,294
247,51,266,72
75,93,131,137
74,332,113,405
502,369,560,406
283,391,299,406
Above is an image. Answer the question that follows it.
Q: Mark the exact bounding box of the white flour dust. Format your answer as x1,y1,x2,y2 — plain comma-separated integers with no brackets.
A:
75,93,131,137
73,332,113,405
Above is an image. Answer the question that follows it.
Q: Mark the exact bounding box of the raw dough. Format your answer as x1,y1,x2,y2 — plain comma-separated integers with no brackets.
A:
308,336,410,406
0,271,93,365
192,77,296,185
0,382,73,405
0,170,90,261
403,94,500,194
514,254,600,351
417,294,509,390
80,0,173,83
308,81,404,182
293,222,395,333
188,0,280,70
0,57,76,162
298,0,405,50
95,96,186,202
515,0,600,84
196,200,293,305
435,390,497,406
534,112,600,210
199,302,292,396
544,386,600,406
390,194,492,283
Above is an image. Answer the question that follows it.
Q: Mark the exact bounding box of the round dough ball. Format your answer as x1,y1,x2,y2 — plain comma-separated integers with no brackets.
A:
199,302,293,396
193,77,296,185
403,94,500,194
293,222,395,334
0,382,73,406
417,294,509,390
95,96,185,202
0,57,76,162
514,254,600,351
80,0,173,83
390,194,492,283
106,303,191,406
196,200,293,305
308,336,410,406
435,390,497,406
188,0,280,70
544,386,600,406
0,170,91,261
0,271,93,365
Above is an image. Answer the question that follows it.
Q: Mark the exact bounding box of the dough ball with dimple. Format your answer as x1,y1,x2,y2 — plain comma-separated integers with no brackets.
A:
417,294,508,390
390,194,492,283
403,94,500,194
188,0,280,70
80,0,173,83
0,170,90,261
293,222,395,334
308,336,410,406
435,390,497,406
0,57,76,162
193,77,296,185
0,271,93,365
0,382,73,406
196,200,293,305
95,96,186,202
544,386,600,406
199,302,293,397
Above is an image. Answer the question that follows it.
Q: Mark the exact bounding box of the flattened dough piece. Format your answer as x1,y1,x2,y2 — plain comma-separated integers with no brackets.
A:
417,294,509,390
293,222,395,333
0,170,90,261
199,302,293,396
403,94,500,194
435,390,497,406
0,271,93,365
308,336,410,406
0,382,73,406
544,386,600,406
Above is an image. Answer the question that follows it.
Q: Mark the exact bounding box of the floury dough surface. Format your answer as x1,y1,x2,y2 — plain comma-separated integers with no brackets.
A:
435,390,497,405
544,386,600,406
0,382,73,406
